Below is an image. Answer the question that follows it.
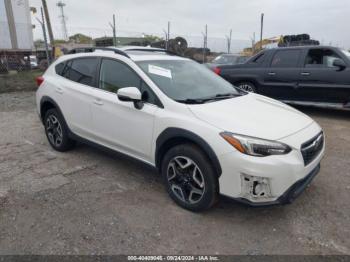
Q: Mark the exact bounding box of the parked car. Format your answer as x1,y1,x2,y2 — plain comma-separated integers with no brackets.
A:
214,46,350,109
36,47,324,211
206,54,248,71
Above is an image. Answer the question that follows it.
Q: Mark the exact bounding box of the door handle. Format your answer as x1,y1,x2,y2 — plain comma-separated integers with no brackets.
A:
268,72,276,76
301,72,311,76
93,98,104,106
55,87,64,94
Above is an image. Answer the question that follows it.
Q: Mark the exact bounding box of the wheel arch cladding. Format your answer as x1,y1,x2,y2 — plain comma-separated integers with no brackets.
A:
40,97,64,124
155,128,222,177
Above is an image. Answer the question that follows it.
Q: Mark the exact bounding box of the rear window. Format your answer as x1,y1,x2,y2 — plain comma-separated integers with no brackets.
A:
271,50,301,68
61,58,99,87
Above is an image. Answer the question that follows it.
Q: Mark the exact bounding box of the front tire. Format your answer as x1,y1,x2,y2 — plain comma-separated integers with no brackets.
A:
161,144,218,212
44,108,75,152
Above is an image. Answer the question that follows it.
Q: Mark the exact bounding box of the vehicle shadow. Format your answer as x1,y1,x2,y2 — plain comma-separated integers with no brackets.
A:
74,142,295,216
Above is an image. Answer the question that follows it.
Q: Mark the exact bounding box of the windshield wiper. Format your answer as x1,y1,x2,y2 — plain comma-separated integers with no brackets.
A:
175,98,206,104
204,93,241,101
176,93,241,104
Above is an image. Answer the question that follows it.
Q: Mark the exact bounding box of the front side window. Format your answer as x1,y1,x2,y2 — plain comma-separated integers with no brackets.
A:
99,59,159,105
271,50,301,68
137,60,241,102
62,58,99,87
305,49,344,68
250,53,265,64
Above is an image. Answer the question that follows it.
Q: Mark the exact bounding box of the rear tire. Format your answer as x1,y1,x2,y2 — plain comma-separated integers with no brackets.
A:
236,82,256,93
44,108,75,152
161,144,219,212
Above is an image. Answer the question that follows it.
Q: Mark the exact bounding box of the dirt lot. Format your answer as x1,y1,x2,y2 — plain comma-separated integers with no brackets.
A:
0,91,349,255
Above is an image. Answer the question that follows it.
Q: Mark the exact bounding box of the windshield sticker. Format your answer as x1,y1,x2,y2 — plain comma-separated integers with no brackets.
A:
148,65,172,79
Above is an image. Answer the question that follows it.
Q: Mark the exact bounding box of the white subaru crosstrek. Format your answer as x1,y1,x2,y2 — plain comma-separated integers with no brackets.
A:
36,47,325,211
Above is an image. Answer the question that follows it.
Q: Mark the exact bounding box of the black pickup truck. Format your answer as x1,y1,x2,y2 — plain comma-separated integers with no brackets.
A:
215,46,350,108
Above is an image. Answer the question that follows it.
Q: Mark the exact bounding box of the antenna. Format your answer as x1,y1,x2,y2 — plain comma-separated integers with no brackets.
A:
57,1,68,40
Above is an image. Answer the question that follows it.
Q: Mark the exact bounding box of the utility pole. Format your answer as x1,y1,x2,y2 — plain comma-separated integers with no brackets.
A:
202,24,208,63
57,1,68,41
36,7,50,64
163,21,171,50
226,29,232,54
260,13,264,51
109,14,117,47
251,32,256,53
167,21,170,50
42,0,54,45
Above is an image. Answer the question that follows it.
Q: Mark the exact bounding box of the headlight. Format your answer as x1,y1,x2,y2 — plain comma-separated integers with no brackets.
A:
220,132,292,157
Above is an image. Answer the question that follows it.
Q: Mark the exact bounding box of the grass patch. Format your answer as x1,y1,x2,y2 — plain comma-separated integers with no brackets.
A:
0,70,43,94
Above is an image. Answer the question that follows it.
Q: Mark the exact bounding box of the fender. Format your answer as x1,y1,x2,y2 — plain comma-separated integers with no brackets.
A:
155,128,222,177
40,96,70,132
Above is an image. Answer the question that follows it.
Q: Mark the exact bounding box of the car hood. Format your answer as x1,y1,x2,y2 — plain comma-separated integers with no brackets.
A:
188,94,314,141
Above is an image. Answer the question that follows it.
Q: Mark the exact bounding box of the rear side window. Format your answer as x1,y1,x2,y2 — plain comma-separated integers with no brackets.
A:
250,53,265,64
55,62,65,75
62,58,99,87
271,50,301,68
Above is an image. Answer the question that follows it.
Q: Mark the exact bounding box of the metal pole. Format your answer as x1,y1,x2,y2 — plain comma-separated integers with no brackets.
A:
167,21,170,50
202,24,208,63
37,7,50,64
260,13,264,51
163,30,168,50
109,14,117,47
113,14,117,46
42,0,54,45
227,29,232,53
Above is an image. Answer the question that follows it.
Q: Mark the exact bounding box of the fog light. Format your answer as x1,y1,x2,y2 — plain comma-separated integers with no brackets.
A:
241,174,272,200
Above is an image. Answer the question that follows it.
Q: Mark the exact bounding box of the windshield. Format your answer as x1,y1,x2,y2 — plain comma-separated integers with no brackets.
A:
342,50,350,59
213,55,238,64
137,60,241,102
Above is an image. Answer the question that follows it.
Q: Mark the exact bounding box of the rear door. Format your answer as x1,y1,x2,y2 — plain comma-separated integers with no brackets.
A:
262,49,302,100
57,57,99,139
297,48,350,103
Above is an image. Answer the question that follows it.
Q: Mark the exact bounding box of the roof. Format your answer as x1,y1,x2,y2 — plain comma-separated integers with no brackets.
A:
267,45,338,51
61,46,188,62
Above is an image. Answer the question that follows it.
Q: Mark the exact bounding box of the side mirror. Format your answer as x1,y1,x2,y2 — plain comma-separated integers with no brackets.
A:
117,87,143,109
333,59,346,71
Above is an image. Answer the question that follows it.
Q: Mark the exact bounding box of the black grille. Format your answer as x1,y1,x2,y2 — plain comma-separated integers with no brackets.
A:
301,132,324,166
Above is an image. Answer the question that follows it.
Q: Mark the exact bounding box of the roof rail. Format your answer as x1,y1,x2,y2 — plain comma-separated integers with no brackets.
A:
124,48,180,57
67,47,130,58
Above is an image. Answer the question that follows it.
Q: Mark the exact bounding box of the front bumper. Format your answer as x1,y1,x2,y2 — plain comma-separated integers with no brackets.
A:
218,121,325,204
231,164,320,207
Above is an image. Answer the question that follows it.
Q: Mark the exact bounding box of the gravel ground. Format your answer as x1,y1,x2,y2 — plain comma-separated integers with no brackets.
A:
0,91,349,255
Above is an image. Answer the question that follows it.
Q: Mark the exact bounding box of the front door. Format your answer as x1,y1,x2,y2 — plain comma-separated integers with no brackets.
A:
91,58,159,162
297,48,350,103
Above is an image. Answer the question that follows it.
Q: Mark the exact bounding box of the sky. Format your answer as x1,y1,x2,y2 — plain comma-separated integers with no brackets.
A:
29,0,350,50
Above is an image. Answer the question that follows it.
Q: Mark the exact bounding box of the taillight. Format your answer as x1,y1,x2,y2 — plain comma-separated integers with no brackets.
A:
213,67,221,75
36,76,44,87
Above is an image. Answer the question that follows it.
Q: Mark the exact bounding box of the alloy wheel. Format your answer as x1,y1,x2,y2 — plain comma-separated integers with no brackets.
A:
46,115,63,147
239,83,255,92
167,156,205,204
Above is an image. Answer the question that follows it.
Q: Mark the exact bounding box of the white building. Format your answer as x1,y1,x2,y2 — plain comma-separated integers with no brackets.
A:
0,0,34,50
